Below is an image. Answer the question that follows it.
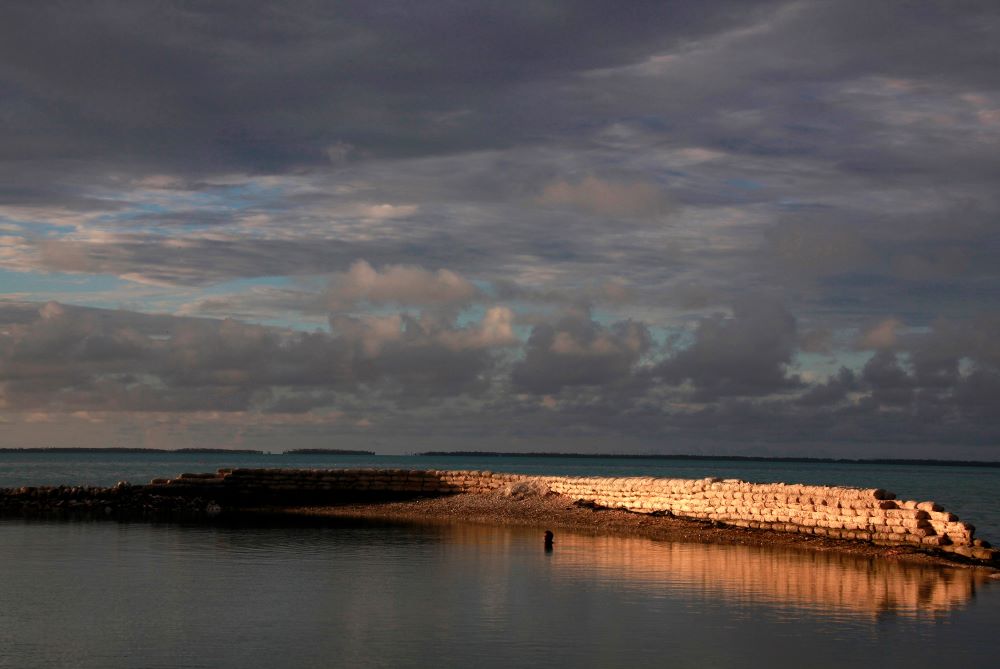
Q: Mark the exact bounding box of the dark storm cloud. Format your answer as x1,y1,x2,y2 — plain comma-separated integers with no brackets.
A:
4,0,999,304
2,0,997,211
562,0,1000,307
762,200,1000,323
859,351,914,408
511,311,651,394
653,297,800,400
4,299,1000,448
795,367,857,407
771,317,1000,444
0,0,779,173
0,301,510,412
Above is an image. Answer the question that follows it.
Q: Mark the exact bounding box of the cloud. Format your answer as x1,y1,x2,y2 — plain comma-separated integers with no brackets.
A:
440,306,517,350
327,260,479,309
798,327,833,354
796,367,857,407
0,300,516,413
766,220,879,278
3,2,1000,453
859,350,914,408
511,311,651,394
537,176,670,217
0,0,773,174
857,318,902,350
654,297,800,400
4,299,1000,450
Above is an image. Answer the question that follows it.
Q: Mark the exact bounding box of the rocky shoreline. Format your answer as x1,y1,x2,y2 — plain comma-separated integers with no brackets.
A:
2,468,997,571
0,482,221,519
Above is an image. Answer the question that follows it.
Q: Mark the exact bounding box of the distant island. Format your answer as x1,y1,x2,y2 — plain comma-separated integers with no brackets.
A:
4,448,998,468
282,449,376,455
0,447,374,456
0,447,265,454
415,451,1000,468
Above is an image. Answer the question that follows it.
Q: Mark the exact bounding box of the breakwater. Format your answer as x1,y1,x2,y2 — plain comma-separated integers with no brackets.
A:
2,468,996,563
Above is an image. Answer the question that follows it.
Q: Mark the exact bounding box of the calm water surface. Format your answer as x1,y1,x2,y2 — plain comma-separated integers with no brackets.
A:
1,518,998,669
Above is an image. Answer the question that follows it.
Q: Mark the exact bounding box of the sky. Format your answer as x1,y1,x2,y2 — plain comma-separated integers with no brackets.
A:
1,1,999,457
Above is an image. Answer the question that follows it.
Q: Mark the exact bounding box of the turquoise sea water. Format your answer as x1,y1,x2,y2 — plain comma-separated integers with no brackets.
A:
2,452,999,540
2,453,1000,668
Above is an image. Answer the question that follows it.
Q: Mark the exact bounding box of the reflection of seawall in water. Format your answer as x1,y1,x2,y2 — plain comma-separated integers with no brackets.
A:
436,523,990,619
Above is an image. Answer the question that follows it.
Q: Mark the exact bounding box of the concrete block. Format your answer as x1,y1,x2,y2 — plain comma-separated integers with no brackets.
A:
916,501,943,512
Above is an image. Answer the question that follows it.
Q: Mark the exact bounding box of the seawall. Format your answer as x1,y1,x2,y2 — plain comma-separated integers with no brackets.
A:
3,467,996,564
154,468,995,562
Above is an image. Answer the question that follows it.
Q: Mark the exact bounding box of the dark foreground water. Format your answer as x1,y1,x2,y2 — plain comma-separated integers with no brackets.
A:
3,453,999,667
1,518,998,669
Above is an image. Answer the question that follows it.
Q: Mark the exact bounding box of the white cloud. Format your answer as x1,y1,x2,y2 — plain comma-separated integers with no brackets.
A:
327,260,478,309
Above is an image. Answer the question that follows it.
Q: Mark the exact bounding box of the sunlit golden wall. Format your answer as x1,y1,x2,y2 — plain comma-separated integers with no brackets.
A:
155,468,992,559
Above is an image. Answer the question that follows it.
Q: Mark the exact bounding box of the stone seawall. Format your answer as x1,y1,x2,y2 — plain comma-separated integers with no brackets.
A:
148,468,995,562
3,467,994,563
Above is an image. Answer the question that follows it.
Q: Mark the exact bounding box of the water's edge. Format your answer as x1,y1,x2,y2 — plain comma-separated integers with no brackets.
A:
4,466,998,568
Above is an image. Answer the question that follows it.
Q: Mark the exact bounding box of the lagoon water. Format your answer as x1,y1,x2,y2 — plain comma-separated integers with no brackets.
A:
2,453,1000,667
1,518,999,668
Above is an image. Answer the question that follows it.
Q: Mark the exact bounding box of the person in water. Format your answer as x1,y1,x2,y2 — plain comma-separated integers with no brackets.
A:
544,530,554,551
